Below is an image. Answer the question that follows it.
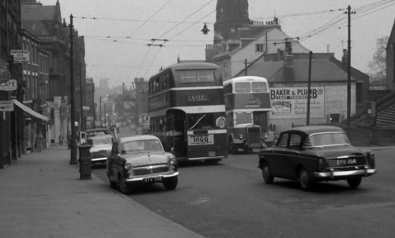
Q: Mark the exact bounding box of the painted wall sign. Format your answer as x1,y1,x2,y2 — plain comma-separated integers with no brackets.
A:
0,79,18,91
270,87,325,119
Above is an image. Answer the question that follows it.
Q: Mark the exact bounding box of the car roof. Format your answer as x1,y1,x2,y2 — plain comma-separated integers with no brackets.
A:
117,134,160,144
84,128,110,133
282,125,345,135
87,134,114,139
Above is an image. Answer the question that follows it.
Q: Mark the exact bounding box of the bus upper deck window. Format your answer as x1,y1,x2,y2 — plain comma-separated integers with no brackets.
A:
235,82,251,93
252,82,267,92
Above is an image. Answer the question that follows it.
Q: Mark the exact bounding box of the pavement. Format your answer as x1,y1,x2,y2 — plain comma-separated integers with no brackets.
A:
0,145,204,238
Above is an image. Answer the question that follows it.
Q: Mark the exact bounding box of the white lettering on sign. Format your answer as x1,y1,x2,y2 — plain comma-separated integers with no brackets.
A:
0,79,17,91
0,100,14,111
10,50,30,63
188,134,214,146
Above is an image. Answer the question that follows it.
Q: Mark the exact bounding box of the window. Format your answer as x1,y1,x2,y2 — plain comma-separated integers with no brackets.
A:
178,70,215,83
235,82,251,93
289,134,302,149
278,133,289,148
256,44,265,52
252,82,267,92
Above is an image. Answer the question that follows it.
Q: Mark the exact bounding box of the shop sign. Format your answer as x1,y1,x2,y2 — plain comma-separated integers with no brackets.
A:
10,50,29,63
0,68,11,83
0,79,18,91
0,100,14,111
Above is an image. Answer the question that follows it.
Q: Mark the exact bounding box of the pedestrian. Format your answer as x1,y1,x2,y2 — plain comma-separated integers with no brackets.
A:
67,131,71,149
35,132,43,152
59,133,64,146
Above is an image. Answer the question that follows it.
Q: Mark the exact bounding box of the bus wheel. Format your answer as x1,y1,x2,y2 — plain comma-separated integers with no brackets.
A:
229,140,238,154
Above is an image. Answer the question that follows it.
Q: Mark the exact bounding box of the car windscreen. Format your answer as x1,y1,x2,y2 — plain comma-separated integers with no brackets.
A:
121,140,163,152
88,137,113,145
304,132,350,147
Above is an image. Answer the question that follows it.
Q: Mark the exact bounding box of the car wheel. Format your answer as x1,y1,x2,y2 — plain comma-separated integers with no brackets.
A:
299,168,314,191
262,164,274,184
205,159,221,165
118,174,131,194
163,177,178,190
229,140,238,154
108,176,117,189
347,176,362,189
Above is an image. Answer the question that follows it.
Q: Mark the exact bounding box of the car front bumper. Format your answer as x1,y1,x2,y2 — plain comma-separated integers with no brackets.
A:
314,166,376,179
91,157,107,163
125,171,179,183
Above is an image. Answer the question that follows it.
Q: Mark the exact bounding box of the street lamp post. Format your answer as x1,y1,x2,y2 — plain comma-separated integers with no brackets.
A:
63,14,77,164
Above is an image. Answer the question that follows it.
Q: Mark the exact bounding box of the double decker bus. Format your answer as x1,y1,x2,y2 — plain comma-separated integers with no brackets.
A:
224,76,274,154
147,62,227,164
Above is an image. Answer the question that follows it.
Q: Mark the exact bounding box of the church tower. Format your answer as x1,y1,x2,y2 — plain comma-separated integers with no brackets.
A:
214,0,251,44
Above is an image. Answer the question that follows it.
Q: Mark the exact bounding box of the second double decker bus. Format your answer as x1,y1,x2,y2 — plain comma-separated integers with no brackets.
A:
148,62,227,164
224,76,274,154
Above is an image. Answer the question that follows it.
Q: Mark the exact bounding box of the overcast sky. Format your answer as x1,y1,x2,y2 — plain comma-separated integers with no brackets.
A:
37,0,395,87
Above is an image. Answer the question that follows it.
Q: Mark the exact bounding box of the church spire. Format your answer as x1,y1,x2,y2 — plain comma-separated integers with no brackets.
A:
214,0,250,44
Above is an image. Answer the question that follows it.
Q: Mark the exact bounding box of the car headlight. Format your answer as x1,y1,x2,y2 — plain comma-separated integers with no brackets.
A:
317,157,326,171
169,158,178,171
124,163,133,170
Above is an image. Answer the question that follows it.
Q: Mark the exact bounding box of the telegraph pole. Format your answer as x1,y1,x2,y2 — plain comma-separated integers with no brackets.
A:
245,59,248,76
63,15,77,164
306,51,312,126
346,5,355,129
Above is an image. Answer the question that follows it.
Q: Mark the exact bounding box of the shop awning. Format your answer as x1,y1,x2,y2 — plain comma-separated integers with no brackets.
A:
11,99,49,122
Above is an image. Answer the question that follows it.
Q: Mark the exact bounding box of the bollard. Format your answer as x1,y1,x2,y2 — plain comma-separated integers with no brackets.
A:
78,144,92,179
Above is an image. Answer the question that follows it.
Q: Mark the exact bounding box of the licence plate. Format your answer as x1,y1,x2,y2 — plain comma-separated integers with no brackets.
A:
336,158,357,166
208,151,216,157
188,134,214,146
143,177,162,183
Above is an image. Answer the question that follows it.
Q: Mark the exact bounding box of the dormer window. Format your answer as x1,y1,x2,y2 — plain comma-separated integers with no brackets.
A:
256,44,265,52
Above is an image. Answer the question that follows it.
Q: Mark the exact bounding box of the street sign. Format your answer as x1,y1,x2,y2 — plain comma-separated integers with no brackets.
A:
0,79,18,91
0,100,14,112
10,50,29,63
0,68,11,83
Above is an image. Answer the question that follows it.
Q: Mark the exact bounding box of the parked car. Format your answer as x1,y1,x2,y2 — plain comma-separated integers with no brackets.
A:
86,134,115,166
106,134,179,194
80,127,116,144
258,126,376,191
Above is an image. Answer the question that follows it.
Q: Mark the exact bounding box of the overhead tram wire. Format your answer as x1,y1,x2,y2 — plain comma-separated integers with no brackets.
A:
143,47,163,79
136,47,151,77
129,0,174,37
157,0,215,39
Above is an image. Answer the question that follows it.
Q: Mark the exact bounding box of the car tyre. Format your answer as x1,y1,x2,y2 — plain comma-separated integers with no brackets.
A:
262,164,274,184
163,177,178,190
108,176,117,189
299,168,314,191
118,174,131,194
229,140,238,154
347,176,362,189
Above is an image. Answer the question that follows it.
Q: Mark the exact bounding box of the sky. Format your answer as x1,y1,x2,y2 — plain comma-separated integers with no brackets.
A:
37,0,395,88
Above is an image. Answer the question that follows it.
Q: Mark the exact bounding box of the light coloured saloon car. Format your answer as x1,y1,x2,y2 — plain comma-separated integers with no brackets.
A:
106,135,179,194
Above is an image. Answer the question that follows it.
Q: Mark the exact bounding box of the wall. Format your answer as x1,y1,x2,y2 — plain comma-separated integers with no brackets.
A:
268,83,356,133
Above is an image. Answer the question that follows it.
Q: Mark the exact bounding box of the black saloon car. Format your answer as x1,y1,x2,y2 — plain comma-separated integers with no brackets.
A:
258,126,376,190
